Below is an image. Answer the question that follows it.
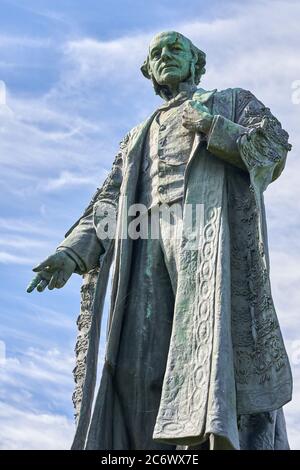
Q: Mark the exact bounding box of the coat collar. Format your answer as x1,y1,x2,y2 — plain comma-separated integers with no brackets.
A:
125,87,218,165
157,86,217,112
192,87,217,104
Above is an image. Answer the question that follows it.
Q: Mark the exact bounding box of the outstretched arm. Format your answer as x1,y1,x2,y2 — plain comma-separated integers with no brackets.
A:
27,133,129,292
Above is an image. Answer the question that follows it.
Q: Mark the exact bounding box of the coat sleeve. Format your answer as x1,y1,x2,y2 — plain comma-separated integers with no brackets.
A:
56,133,130,274
206,88,292,184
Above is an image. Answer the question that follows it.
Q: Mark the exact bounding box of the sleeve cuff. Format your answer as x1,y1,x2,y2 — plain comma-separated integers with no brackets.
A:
206,115,249,170
56,246,87,274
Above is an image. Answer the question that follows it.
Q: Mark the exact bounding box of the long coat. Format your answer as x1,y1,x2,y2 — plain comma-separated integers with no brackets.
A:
60,87,293,450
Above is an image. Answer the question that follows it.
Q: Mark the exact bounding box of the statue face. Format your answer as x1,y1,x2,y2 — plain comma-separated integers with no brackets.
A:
148,32,193,87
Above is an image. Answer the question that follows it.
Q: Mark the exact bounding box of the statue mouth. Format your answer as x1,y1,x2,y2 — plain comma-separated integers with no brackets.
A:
160,64,178,72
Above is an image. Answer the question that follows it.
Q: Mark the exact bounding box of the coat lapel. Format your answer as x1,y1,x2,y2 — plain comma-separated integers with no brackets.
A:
153,89,234,447
105,112,159,367
106,88,217,369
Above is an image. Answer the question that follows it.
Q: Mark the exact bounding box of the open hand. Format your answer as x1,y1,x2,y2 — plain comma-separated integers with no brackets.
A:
27,251,76,293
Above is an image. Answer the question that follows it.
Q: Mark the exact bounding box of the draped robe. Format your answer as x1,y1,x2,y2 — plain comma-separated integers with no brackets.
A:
59,87,292,450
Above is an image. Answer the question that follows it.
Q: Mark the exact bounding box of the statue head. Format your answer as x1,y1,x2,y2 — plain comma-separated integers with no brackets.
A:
141,31,206,99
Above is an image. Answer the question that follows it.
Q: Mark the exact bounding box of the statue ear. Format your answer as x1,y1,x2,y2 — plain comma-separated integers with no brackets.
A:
195,48,206,84
140,57,151,80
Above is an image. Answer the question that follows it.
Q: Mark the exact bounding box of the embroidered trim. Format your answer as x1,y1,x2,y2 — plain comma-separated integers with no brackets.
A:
230,189,287,387
72,269,98,422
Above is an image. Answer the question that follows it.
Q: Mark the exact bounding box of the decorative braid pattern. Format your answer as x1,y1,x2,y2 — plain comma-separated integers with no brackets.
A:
72,269,99,422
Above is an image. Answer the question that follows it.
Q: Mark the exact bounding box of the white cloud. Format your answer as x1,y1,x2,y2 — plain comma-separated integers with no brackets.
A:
0,35,52,49
0,236,48,250
0,344,76,448
269,250,300,308
23,303,75,332
0,101,100,171
0,347,74,385
282,348,300,450
0,402,74,450
0,218,60,265
0,218,58,236
43,170,100,191
1,350,73,386
0,252,33,265
0,345,75,414
63,34,151,83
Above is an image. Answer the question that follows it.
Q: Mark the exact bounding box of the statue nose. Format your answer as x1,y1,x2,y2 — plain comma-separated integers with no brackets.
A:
161,47,172,60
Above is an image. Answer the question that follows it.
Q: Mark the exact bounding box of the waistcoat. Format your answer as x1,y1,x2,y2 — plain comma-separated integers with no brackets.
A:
137,100,195,209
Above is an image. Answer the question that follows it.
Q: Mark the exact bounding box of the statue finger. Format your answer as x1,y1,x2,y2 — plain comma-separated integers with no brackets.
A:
48,271,59,290
33,255,55,272
37,279,49,292
55,271,66,289
26,274,42,293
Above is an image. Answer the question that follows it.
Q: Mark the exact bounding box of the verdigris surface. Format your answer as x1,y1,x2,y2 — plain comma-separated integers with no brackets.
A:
27,31,292,450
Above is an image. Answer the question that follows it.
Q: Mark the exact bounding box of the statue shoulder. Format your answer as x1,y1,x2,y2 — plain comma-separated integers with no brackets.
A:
233,87,266,117
216,86,291,150
231,88,288,139
214,87,262,112
120,120,147,148
215,87,273,123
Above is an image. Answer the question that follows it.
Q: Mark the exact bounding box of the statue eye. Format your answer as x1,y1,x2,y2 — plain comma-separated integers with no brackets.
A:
151,50,161,60
171,45,182,52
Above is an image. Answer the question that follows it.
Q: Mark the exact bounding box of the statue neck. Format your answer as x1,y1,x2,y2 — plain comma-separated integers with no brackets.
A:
161,81,197,101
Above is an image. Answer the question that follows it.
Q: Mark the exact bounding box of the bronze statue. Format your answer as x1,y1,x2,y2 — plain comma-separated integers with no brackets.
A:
27,31,292,450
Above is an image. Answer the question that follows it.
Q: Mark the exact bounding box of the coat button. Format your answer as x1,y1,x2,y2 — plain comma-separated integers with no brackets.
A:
158,171,164,177
160,124,166,131
158,186,165,193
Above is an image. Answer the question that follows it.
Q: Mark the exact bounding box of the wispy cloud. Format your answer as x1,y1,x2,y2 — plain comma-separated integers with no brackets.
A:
0,217,61,265
0,218,59,237
0,252,33,265
1,348,73,386
0,346,75,414
63,34,151,83
0,35,52,49
42,170,100,191
0,236,47,249
0,402,74,450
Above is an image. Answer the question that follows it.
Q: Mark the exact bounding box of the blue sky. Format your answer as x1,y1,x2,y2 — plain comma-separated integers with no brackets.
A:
0,0,300,449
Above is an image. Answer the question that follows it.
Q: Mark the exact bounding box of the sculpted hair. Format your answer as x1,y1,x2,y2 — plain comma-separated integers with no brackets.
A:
141,32,206,97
